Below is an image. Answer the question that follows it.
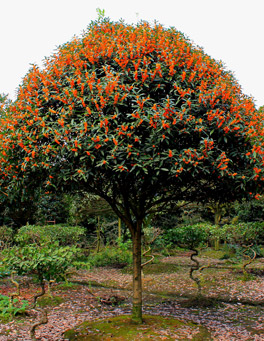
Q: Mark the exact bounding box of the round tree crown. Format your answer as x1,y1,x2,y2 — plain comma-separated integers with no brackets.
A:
1,19,264,207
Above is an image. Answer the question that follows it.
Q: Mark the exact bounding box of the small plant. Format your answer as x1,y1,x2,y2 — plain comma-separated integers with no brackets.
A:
2,243,81,339
238,272,256,282
0,294,29,321
116,239,132,252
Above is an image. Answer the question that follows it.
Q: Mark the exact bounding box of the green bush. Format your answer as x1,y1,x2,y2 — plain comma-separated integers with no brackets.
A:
162,222,264,252
207,222,264,246
15,224,86,246
2,243,81,282
88,245,132,267
164,223,209,249
203,222,264,258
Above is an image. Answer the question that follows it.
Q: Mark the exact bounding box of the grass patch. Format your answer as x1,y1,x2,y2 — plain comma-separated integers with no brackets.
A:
56,282,82,290
201,248,226,260
64,315,211,340
70,280,110,288
235,272,257,281
143,263,180,275
123,262,180,275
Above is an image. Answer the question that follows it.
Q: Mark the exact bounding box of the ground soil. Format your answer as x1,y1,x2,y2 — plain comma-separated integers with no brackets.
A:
0,252,264,340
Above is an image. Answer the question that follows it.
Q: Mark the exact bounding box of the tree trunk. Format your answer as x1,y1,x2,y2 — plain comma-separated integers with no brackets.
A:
118,218,122,240
131,220,143,323
96,216,101,253
214,206,221,251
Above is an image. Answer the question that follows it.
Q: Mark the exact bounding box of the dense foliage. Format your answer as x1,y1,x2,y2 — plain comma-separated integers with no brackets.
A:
164,223,209,249
2,243,80,283
163,221,264,249
15,224,86,246
1,20,264,213
87,242,132,267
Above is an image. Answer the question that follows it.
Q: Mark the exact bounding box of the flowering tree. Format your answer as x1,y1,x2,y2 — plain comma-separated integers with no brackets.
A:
1,19,264,322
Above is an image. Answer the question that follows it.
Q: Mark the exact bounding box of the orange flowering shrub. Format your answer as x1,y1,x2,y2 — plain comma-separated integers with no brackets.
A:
1,18,264,321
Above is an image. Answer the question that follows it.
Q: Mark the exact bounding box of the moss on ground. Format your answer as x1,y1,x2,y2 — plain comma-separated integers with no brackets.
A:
200,248,226,259
56,282,81,290
36,295,64,307
123,262,180,275
64,315,212,340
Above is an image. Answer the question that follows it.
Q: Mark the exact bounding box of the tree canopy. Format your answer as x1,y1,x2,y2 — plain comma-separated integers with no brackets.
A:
1,19,264,322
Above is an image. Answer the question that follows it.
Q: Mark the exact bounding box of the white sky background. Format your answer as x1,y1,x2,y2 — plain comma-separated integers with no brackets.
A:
1,0,263,108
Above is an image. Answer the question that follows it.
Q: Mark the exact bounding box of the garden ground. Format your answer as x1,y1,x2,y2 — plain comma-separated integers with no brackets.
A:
0,251,264,340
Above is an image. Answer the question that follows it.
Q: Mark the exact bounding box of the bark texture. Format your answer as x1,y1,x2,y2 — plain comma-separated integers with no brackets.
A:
131,220,143,323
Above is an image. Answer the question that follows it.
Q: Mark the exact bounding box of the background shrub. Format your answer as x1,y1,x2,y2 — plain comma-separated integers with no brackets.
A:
0,225,14,249
164,223,209,249
207,222,264,247
15,224,86,246
87,245,132,268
